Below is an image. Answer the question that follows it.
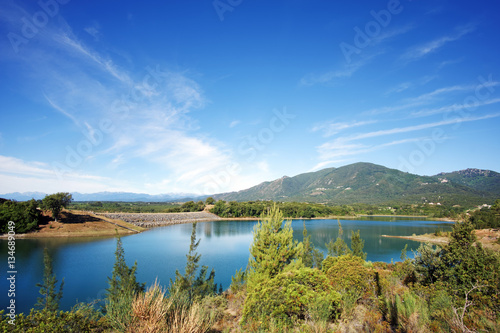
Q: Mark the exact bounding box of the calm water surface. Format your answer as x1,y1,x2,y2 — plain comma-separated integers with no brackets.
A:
0,217,452,313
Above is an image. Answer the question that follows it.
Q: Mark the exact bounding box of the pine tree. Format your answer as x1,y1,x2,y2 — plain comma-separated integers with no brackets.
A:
35,248,64,311
106,235,144,303
169,223,217,301
248,204,301,279
105,234,145,330
301,221,314,268
351,229,367,260
326,220,351,257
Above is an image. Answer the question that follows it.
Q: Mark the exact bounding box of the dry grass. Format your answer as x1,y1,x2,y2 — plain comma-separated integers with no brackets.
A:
129,280,168,333
4,209,145,238
126,281,216,333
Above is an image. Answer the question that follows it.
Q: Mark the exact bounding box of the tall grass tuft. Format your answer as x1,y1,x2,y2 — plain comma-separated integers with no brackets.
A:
129,280,168,333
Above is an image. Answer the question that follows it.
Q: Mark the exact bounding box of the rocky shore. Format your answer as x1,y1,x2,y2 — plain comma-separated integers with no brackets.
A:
100,211,221,228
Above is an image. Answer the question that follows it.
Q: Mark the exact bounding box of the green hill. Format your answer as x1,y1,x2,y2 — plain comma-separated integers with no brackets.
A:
215,162,499,206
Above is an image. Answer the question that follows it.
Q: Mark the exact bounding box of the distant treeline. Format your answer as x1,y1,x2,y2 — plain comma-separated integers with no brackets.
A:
209,200,466,219
69,200,206,213
70,199,475,219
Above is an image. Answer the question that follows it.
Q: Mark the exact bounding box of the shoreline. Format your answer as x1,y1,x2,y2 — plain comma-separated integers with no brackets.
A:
382,229,500,252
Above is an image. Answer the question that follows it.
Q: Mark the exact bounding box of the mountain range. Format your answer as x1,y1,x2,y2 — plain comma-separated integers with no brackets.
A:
2,163,499,206
214,162,500,206
0,191,197,202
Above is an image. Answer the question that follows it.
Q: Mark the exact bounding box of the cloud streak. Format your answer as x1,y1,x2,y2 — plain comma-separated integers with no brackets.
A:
402,24,476,61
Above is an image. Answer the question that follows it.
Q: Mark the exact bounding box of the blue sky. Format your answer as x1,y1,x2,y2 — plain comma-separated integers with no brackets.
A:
1,0,499,195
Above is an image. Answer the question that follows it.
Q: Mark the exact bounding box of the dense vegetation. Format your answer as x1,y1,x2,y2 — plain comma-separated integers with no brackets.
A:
68,200,206,213
0,199,42,234
468,199,500,229
210,199,464,219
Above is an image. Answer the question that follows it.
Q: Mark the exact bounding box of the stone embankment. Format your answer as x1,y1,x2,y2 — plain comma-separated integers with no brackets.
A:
99,211,221,228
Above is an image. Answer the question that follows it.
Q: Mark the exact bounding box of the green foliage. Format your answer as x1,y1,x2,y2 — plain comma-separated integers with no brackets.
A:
322,254,370,294
247,204,301,280
0,199,41,233
351,229,367,260
69,200,184,213
105,234,145,330
0,308,107,332
42,192,72,221
242,265,340,329
35,248,64,312
205,196,215,205
180,200,205,212
468,199,500,229
440,221,500,297
169,223,218,301
229,268,246,294
326,220,351,257
413,243,443,285
392,290,430,332
301,221,314,268
414,219,500,316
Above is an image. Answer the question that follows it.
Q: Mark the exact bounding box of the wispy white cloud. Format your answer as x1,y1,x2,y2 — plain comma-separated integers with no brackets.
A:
0,155,131,194
365,81,499,115
344,113,500,142
43,94,80,127
229,120,240,128
300,52,382,86
309,159,351,172
312,120,377,137
402,24,476,61
315,113,499,162
317,137,426,161
84,22,101,41
54,32,132,84
385,75,437,95
411,98,500,117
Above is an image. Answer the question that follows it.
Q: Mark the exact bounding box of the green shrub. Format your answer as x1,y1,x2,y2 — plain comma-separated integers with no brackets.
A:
0,309,107,332
322,254,370,293
242,266,340,329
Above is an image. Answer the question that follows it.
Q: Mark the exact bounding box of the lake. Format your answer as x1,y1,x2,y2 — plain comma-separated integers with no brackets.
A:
0,217,453,314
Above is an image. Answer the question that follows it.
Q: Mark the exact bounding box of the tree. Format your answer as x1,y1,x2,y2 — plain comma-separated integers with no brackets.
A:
169,223,217,301
35,248,64,311
247,204,301,279
105,234,145,330
42,192,72,222
205,197,215,205
300,221,323,268
106,235,144,302
350,230,367,260
301,221,314,268
326,220,351,257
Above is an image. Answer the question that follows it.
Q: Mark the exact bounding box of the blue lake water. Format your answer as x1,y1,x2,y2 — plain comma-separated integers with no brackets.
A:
0,217,453,314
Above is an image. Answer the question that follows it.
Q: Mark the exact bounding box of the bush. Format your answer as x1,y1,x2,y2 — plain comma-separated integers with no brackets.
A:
242,265,340,329
322,254,370,293
0,199,41,234
0,309,107,332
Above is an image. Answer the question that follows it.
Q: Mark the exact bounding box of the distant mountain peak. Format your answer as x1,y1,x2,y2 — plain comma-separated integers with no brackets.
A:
215,162,500,206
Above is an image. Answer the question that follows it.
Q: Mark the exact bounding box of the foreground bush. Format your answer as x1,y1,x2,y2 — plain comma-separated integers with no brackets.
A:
242,265,340,329
0,308,107,332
